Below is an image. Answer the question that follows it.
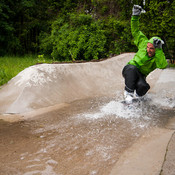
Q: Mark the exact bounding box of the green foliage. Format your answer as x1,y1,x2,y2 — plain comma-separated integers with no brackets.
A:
0,0,55,56
140,0,175,59
37,54,46,63
0,68,8,85
0,55,54,86
41,13,108,61
0,0,17,56
40,12,135,61
104,18,135,55
1,0,175,61
1,0,175,86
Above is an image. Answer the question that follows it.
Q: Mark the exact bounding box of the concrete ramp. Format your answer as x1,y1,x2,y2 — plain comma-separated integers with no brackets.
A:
0,53,174,114
0,53,133,113
0,53,175,175
150,68,175,108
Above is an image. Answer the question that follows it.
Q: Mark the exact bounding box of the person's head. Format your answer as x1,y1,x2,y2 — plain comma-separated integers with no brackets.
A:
147,43,155,57
147,36,162,57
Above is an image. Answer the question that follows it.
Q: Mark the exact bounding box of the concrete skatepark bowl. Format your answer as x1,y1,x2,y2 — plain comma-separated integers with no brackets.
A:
0,53,175,175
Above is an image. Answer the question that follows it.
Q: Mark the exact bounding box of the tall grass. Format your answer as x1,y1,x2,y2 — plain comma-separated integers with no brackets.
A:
0,55,53,86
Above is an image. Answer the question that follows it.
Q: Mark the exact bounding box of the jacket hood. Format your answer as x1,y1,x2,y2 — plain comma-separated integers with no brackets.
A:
148,36,162,45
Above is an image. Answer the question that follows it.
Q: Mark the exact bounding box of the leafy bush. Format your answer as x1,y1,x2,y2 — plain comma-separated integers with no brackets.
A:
104,18,135,55
40,13,134,61
140,0,175,59
40,13,107,61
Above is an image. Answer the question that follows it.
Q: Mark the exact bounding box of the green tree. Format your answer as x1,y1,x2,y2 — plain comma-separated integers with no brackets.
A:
13,0,52,55
1,0,175,60
0,0,18,56
40,12,135,60
41,13,107,61
140,0,175,59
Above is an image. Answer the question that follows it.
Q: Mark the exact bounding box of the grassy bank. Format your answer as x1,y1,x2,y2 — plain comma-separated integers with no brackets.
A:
0,55,53,86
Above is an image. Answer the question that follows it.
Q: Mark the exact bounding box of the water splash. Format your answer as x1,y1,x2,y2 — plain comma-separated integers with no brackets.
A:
150,92,175,109
76,92,174,129
14,64,57,87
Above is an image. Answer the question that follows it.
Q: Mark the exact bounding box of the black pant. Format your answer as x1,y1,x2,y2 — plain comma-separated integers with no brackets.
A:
122,64,150,96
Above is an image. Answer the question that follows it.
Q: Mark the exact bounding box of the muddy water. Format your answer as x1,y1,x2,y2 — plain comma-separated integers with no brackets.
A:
0,94,175,175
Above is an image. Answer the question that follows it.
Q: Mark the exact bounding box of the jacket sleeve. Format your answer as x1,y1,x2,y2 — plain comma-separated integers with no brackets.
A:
155,48,168,69
131,16,148,49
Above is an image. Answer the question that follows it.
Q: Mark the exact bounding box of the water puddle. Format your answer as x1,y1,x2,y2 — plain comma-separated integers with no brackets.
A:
0,92,175,175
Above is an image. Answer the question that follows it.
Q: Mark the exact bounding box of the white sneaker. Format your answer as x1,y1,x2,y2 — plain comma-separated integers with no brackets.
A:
134,92,144,101
135,92,140,98
124,90,134,104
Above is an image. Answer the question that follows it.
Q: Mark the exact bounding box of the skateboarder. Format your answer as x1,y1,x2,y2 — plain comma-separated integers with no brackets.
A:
122,5,168,104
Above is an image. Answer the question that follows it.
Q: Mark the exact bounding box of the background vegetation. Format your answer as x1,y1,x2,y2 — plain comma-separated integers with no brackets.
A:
0,0,175,85
0,55,53,86
1,0,175,60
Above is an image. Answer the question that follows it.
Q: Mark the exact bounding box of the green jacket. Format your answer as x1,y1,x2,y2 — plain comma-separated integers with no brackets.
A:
128,16,168,76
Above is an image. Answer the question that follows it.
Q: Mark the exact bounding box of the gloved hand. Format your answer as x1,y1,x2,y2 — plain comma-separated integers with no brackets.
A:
132,5,144,16
153,38,164,49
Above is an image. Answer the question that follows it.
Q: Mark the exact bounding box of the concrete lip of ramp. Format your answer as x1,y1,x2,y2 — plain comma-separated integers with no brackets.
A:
0,53,132,114
0,53,175,175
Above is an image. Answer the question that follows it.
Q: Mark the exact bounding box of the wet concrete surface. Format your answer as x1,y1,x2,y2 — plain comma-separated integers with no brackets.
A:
161,117,175,175
160,133,175,175
0,54,175,175
0,95,175,175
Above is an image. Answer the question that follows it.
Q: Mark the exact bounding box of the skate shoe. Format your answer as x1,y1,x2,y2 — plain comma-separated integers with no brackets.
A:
124,90,134,104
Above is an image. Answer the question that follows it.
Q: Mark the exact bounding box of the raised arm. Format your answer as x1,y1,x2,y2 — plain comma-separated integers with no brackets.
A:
155,49,168,69
153,38,168,69
131,5,148,49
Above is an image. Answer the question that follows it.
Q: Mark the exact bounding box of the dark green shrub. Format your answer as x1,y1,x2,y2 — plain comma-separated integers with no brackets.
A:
49,13,107,61
140,0,175,59
40,13,135,61
104,18,135,55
